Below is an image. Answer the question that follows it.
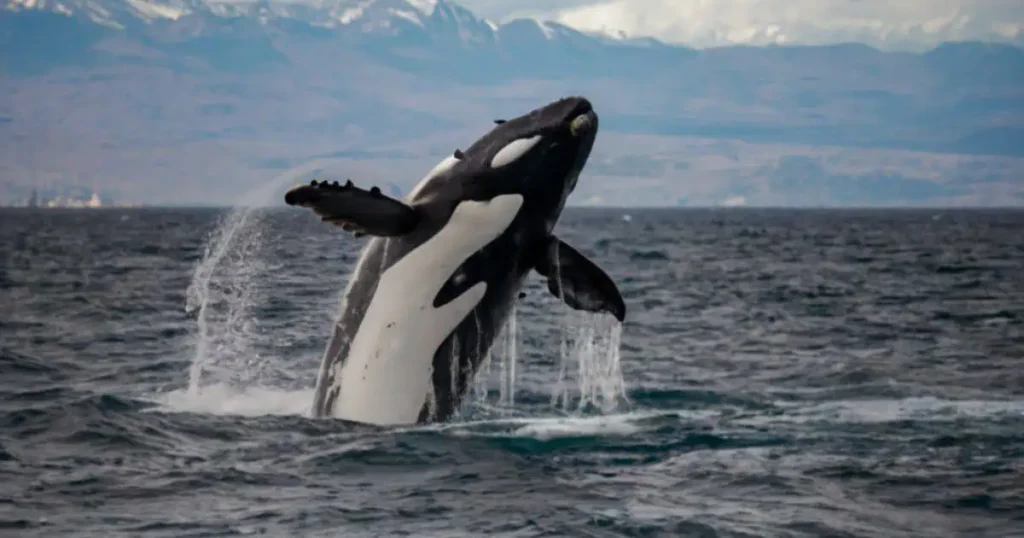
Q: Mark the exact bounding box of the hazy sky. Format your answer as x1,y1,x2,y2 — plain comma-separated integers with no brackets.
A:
457,0,1024,50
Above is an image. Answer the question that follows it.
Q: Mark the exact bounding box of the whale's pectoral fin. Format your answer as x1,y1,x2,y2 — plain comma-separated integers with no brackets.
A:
283,180,419,237
534,236,626,322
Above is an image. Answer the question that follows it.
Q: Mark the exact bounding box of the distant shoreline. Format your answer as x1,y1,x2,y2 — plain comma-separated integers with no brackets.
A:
3,205,1023,212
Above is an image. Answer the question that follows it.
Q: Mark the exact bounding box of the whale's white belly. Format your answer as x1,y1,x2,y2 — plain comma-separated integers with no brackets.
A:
328,194,524,426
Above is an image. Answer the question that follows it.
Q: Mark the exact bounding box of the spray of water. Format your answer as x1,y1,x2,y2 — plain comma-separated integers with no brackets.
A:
182,161,333,396
184,207,268,393
471,304,627,418
468,304,519,414
500,304,518,408
551,310,628,414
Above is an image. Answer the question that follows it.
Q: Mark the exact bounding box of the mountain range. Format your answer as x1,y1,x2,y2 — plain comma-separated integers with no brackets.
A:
2,0,1023,206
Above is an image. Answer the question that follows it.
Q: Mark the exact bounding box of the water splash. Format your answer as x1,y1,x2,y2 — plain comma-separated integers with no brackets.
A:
469,304,520,415
185,207,269,393
551,310,628,414
471,302,627,418
499,304,518,408
467,237,627,418
183,161,332,397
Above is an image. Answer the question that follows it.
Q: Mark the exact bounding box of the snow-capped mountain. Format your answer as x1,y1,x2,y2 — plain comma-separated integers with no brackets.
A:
6,0,198,27
3,0,1023,207
2,0,684,84
3,0,654,49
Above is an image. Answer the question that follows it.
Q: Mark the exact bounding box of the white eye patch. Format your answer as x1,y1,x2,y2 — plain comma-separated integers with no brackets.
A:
490,135,542,168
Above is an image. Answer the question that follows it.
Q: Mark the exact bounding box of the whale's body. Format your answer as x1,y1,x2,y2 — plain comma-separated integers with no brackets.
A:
284,96,626,426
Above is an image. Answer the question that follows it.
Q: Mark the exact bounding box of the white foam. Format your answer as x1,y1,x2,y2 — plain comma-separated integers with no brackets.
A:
407,408,683,441
765,396,1024,425
508,414,644,440
154,384,314,417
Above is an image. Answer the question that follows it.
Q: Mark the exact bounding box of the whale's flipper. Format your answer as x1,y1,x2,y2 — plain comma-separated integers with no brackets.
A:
534,236,626,322
284,180,420,237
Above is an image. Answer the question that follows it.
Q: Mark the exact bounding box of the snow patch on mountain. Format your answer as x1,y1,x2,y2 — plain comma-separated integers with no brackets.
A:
388,8,420,26
122,0,185,20
533,18,553,39
403,0,433,16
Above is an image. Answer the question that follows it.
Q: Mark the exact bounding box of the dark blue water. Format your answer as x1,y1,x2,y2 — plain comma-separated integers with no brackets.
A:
2,207,1023,538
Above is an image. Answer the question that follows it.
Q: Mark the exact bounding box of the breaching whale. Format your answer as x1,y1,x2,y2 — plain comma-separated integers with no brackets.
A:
284,96,626,426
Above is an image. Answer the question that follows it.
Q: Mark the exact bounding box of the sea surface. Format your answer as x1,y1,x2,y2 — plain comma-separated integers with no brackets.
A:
1,206,1023,538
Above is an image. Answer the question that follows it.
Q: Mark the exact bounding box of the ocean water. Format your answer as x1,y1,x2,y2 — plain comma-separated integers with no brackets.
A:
1,206,1023,538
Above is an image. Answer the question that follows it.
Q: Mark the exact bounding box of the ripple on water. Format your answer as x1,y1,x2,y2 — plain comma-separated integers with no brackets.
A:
2,208,1023,537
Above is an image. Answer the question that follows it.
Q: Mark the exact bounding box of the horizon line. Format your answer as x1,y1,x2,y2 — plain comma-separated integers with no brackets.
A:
4,204,1024,211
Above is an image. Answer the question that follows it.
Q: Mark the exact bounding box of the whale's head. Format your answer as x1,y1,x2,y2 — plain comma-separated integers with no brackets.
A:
406,97,598,232
470,96,597,222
